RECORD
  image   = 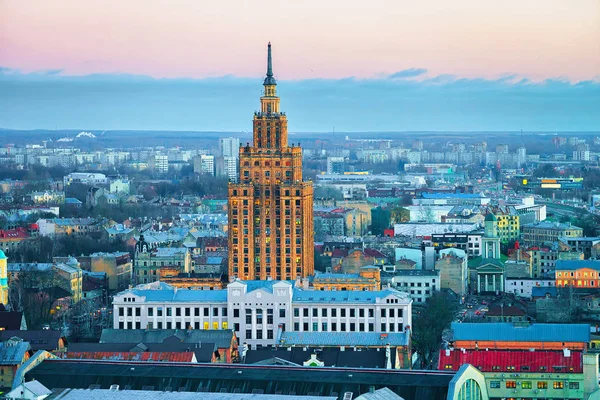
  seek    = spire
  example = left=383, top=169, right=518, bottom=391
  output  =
left=263, top=42, right=277, bottom=86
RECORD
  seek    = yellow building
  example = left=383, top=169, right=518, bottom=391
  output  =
left=484, top=206, right=520, bottom=244
left=312, top=266, right=381, bottom=291
left=0, top=250, right=8, bottom=305
left=53, top=262, right=83, bottom=303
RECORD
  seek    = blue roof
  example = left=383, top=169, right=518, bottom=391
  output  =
left=0, top=250, right=6, bottom=259
left=240, top=280, right=294, bottom=293
left=531, top=286, right=557, bottom=298
left=64, top=198, right=82, bottom=204
left=451, top=322, right=590, bottom=343
left=556, top=259, right=600, bottom=272
left=293, top=289, right=406, bottom=304
left=0, top=341, right=30, bottom=365
left=279, top=331, right=410, bottom=347
left=129, top=285, right=227, bottom=303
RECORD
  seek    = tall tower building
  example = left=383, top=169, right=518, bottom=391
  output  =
left=228, top=43, right=314, bottom=281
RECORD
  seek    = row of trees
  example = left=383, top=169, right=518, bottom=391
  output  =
left=9, top=236, right=128, bottom=263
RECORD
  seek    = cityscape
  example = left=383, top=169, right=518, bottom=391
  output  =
left=1, top=1, right=600, bottom=400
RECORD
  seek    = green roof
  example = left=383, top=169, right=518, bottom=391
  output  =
left=484, top=213, right=497, bottom=222
left=0, top=250, right=6, bottom=259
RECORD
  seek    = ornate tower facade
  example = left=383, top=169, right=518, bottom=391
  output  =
left=228, top=43, right=314, bottom=281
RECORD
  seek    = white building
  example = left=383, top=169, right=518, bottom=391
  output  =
left=63, top=172, right=108, bottom=186
left=149, top=155, right=169, bottom=173
left=391, top=270, right=439, bottom=304
left=219, top=137, right=241, bottom=158
left=194, top=155, right=215, bottom=176
left=113, top=280, right=412, bottom=349
left=326, top=157, right=345, bottom=174
left=109, top=178, right=130, bottom=194
left=216, top=156, right=238, bottom=182
left=504, top=277, right=555, bottom=299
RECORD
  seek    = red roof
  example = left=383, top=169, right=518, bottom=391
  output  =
left=0, top=227, right=29, bottom=240
left=331, top=248, right=349, bottom=258
left=65, top=351, right=195, bottom=362
left=438, top=349, right=583, bottom=373
left=363, top=248, right=386, bottom=258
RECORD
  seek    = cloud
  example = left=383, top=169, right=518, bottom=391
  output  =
left=0, top=68, right=598, bottom=132
left=388, top=68, right=428, bottom=79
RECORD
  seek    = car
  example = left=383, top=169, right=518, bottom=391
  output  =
left=467, top=304, right=473, bottom=309
left=475, top=310, right=481, bottom=315
left=481, top=307, right=489, bottom=312
left=481, top=300, right=487, bottom=305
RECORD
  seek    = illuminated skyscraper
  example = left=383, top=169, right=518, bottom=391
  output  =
left=228, top=43, right=314, bottom=280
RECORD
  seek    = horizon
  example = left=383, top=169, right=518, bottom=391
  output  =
left=1, top=0, right=599, bottom=132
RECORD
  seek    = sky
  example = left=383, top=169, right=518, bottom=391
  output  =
left=1, top=0, right=599, bottom=132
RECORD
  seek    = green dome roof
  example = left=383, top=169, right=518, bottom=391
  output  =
left=485, top=213, right=497, bottom=222
left=0, top=250, right=6, bottom=259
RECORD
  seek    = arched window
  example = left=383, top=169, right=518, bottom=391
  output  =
left=458, top=378, right=482, bottom=400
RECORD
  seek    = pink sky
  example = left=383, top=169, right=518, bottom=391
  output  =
left=1, top=0, right=599, bottom=81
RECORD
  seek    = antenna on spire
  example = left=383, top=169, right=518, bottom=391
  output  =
left=263, top=42, right=277, bottom=86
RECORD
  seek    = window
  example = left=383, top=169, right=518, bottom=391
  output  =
left=245, top=330, right=252, bottom=339
left=303, top=308, right=309, bottom=317
left=381, top=309, right=387, bottom=317
left=148, top=308, right=154, bottom=317
left=332, top=309, right=337, bottom=317
left=312, top=322, right=318, bottom=331
left=521, top=381, right=532, bottom=389
left=489, top=381, right=500, bottom=389
left=322, top=322, right=328, bottom=331
left=157, top=307, right=163, bottom=317
left=246, top=309, right=252, bottom=324
left=234, top=309, right=240, bottom=318
left=350, top=309, right=355, bottom=318
left=166, top=308, right=172, bottom=317
left=267, top=309, right=273, bottom=324
left=359, top=309, right=364, bottom=318
left=294, top=322, right=299, bottom=331
left=505, top=381, right=516, bottom=389
left=185, top=308, right=191, bottom=317
left=322, top=309, right=328, bottom=317
left=256, top=330, right=263, bottom=339
left=303, top=323, right=309, bottom=331
left=569, top=382, right=579, bottom=389
left=204, top=308, right=209, bottom=317
left=553, top=381, right=564, bottom=389
left=341, top=309, right=346, bottom=317
left=294, top=308, right=299, bottom=317
left=313, top=309, right=318, bottom=317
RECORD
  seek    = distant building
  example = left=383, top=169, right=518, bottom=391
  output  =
left=148, top=154, right=168, bottom=173
left=326, top=157, right=345, bottom=174
left=90, top=252, right=132, bottom=292
left=63, top=172, right=108, bottom=187
left=312, top=266, right=381, bottom=291
left=219, top=137, right=240, bottom=158
left=194, top=154, right=215, bottom=176
left=522, top=221, right=584, bottom=245
left=435, top=250, right=468, bottom=297
left=133, top=236, right=191, bottom=284
left=391, top=269, right=439, bottom=303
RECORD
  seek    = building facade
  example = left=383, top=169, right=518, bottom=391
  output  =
left=134, top=236, right=191, bottom=284
left=522, top=221, right=584, bottom=245
left=113, top=280, right=412, bottom=350
left=90, top=252, right=132, bottom=292
left=556, top=260, right=600, bottom=288
left=228, top=43, right=314, bottom=281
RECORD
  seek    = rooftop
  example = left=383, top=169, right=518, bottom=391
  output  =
left=451, top=322, right=590, bottom=343
left=555, top=259, right=600, bottom=272
left=279, top=331, right=410, bottom=347
left=523, top=221, right=583, bottom=230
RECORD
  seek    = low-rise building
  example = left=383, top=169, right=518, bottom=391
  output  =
left=112, top=280, right=412, bottom=350
left=522, top=221, right=584, bottom=245
left=90, top=252, right=132, bottom=292
left=0, top=228, right=30, bottom=255
left=391, top=270, right=439, bottom=304
left=53, top=262, right=83, bottom=303
left=312, top=266, right=380, bottom=291
left=36, top=218, right=103, bottom=237
left=0, top=338, right=31, bottom=390
left=504, top=277, right=555, bottom=299
left=556, top=259, right=600, bottom=288
left=435, top=249, right=468, bottom=296
left=134, top=236, right=191, bottom=284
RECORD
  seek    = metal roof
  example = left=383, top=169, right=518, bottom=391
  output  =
left=451, top=322, right=590, bottom=343
left=293, top=289, right=410, bottom=304
left=279, top=332, right=410, bottom=347
left=27, top=359, right=455, bottom=400
left=0, top=340, right=30, bottom=365
left=48, top=388, right=335, bottom=399
left=555, top=259, right=600, bottom=271
left=438, top=349, right=583, bottom=373
left=99, top=329, right=235, bottom=349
